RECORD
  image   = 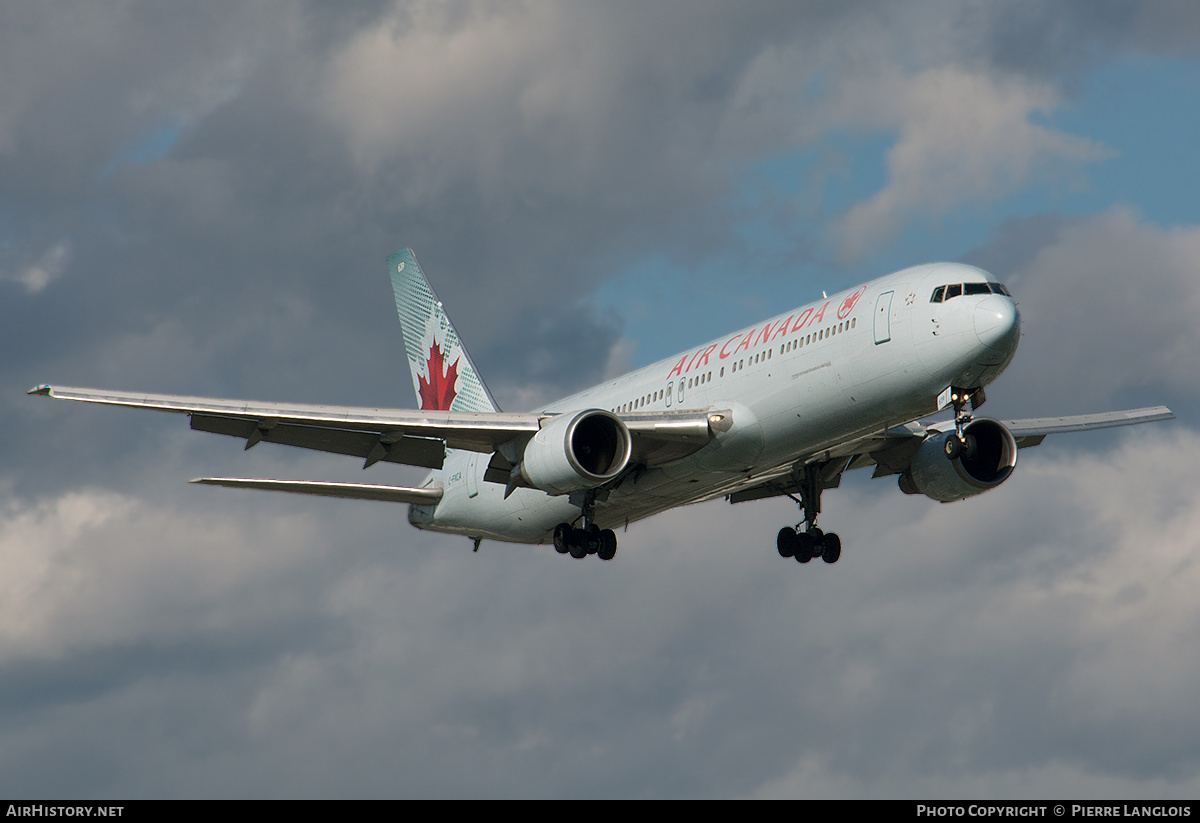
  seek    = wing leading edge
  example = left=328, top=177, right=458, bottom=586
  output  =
left=190, top=478, right=443, bottom=504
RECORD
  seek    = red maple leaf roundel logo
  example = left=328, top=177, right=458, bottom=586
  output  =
left=837, top=287, right=866, bottom=320
left=418, top=340, right=460, bottom=410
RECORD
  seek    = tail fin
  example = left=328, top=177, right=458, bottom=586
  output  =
left=388, top=249, right=501, bottom=413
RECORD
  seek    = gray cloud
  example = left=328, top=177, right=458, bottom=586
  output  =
left=968, top=209, right=1200, bottom=420
left=974, top=0, right=1200, bottom=85
left=824, top=67, right=1110, bottom=261
left=3, top=426, right=1199, bottom=797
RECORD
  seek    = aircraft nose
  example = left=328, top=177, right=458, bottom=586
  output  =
left=974, top=295, right=1020, bottom=353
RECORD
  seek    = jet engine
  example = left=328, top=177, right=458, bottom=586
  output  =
left=899, top=418, right=1017, bottom=502
left=516, top=409, right=632, bottom=495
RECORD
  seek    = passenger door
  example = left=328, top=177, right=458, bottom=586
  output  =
left=873, top=290, right=893, bottom=345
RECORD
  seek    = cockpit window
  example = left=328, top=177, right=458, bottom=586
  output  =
left=932, top=281, right=1013, bottom=303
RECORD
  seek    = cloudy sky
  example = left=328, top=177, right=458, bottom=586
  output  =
left=3, top=0, right=1200, bottom=799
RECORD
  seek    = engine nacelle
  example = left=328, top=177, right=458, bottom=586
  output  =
left=899, top=418, right=1017, bottom=502
left=518, top=409, right=632, bottom=495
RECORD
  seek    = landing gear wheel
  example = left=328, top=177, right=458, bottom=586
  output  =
left=821, top=533, right=842, bottom=564
left=794, top=531, right=814, bottom=563
left=553, top=523, right=571, bottom=555
left=944, top=436, right=962, bottom=459
left=597, top=529, right=617, bottom=561
left=810, top=528, right=827, bottom=558
left=777, top=528, right=797, bottom=558
left=569, top=528, right=589, bottom=559
left=961, top=434, right=977, bottom=459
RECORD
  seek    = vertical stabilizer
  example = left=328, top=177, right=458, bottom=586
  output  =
left=388, top=249, right=500, bottom=413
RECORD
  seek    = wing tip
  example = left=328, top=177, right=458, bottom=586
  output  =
left=1130, top=405, right=1175, bottom=424
left=27, top=384, right=51, bottom=396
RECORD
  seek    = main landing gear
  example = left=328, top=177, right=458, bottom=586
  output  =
left=777, top=526, right=841, bottom=564
left=553, top=522, right=617, bottom=560
left=552, top=489, right=618, bottom=560
left=775, top=462, right=842, bottom=565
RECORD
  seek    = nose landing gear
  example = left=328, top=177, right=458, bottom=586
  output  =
left=946, top=386, right=986, bottom=459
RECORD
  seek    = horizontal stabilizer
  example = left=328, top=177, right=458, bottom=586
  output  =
left=190, top=477, right=443, bottom=505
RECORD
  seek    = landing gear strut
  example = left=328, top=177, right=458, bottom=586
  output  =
left=775, top=462, right=842, bottom=565
left=553, top=489, right=618, bottom=560
left=945, top=387, right=985, bottom=460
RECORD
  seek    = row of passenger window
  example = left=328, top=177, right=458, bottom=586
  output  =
left=930, top=282, right=1011, bottom=302
left=616, top=387, right=669, bottom=413
left=780, top=316, right=856, bottom=356
left=611, top=316, right=859, bottom=414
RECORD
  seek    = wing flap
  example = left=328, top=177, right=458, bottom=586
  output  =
left=189, top=414, right=446, bottom=469
left=190, top=477, right=443, bottom=505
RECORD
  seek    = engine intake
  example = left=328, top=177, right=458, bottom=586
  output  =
left=899, top=418, right=1017, bottom=502
left=517, top=410, right=632, bottom=495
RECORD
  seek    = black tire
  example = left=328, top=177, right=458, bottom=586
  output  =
left=822, top=533, right=842, bottom=564
left=553, top=523, right=571, bottom=554
left=569, top=528, right=589, bottom=559
left=777, top=527, right=796, bottom=558
left=598, top=529, right=617, bottom=560
left=794, top=532, right=814, bottom=563
left=961, top=434, right=977, bottom=459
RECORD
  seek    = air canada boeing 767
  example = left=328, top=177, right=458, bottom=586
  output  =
left=31, top=250, right=1173, bottom=563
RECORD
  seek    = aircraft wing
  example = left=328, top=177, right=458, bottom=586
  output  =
left=996, top=406, right=1176, bottom=448
left=29, top=383, right=543, bottom=469
left=725, top=405, right=1174, bottom=504
left=29, top=384, right=723, bottom=471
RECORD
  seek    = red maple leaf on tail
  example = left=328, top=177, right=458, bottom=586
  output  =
left=418, top=340, right=460, bottom=410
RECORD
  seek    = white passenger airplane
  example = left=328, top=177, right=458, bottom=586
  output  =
left=31, top=249, right=1172, bottom=563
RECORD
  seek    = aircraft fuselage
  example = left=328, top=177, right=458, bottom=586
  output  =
left=411, top=262, right=1021, bottom=543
